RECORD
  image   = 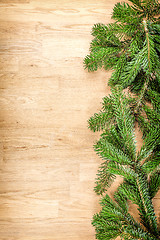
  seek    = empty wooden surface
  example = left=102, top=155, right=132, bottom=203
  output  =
left=0, top=0, right=159, bottom=240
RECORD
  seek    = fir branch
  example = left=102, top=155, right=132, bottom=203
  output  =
left=143, top=104, right=160, bottom=125
left=84, top=0, right=160, bottom=239
left=117, top=175, right=159, bottom=236
left=111, top=88, right=136, bottom=159
left=93, top=194, right=158, bottom=240
left=147, top=89, right=160, bottom=111
left=107, top=161, right=137, bottom=182
left=88, top=111, right=114, bottom=132
left=135, top=172, right=158, bottom=235
left=112, top=2, right=141, bottom=23
left=94, top=137, right=132, bottom=165
left=129, top=0, right=144, bottom=10
left=142, top=152, right=160, bottom=175
left=148, top=170, right=160, bottom=198
left=94, top=162, right=116, bottom=195
left=136, top=125, right=159, bottom=162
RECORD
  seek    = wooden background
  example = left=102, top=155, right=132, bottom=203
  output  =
left=0, top=0, right=159, bottom=240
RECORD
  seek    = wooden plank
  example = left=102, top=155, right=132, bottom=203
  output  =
left=0, top=0, right=29, bottom=3
left=0, top=219, right=96, bottom=240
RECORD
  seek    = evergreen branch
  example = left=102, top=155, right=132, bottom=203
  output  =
left=137, top=125, right=159, bottom=162
left=111, top=88, right=136, bottom=159
left=129, top=0, right=160, bottom=20
left=84, top=47, right=120, bottom=71
left=94, top=162, right=116, bottom=195
left=147, top=89, right=160, bottom=111
left=91, top=23, right=122, bottom=47
left=94, top=137, right=132, bottom=165
left=116, top=181, right=138, bottom=205
left=142, top=152, right=160, bottom=174
left=112, top=2, right=142, bottom=24
left=118, top=175, right=158, bottom=236
left=114, top=189, right=128, bottom=213
left=129, top=0, right=144, bottom=10
left=107, top=162, right=137, bottom=182
left=119, top=43, right=149, bottom=88
left=134, top=20, right=160, bottom=110
left=88, top=111, right=114, bottom=132
left=134, top=76, right=150, bottom=112
left=93, top=194, right=158, bottom=240
left=143, top=104, right=160, bottom=125
left=109, top=53, right=128, bottom=86
left=136, top=172, right=158, bottom=235
left=84, top=0, right=160, bottom=239
left=148, top=170, right=160, bottom=198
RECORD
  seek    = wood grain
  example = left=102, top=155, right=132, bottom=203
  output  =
left=0, top=0, right=159, bottom=240
left=0, top=0, right=29, bottom=3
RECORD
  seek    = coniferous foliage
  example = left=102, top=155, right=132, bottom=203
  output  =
left=84, top=0, right=160, bottom=109
left=84, top=0, right=160, bottom=239
left=90, top=87, right=160, bottom=239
